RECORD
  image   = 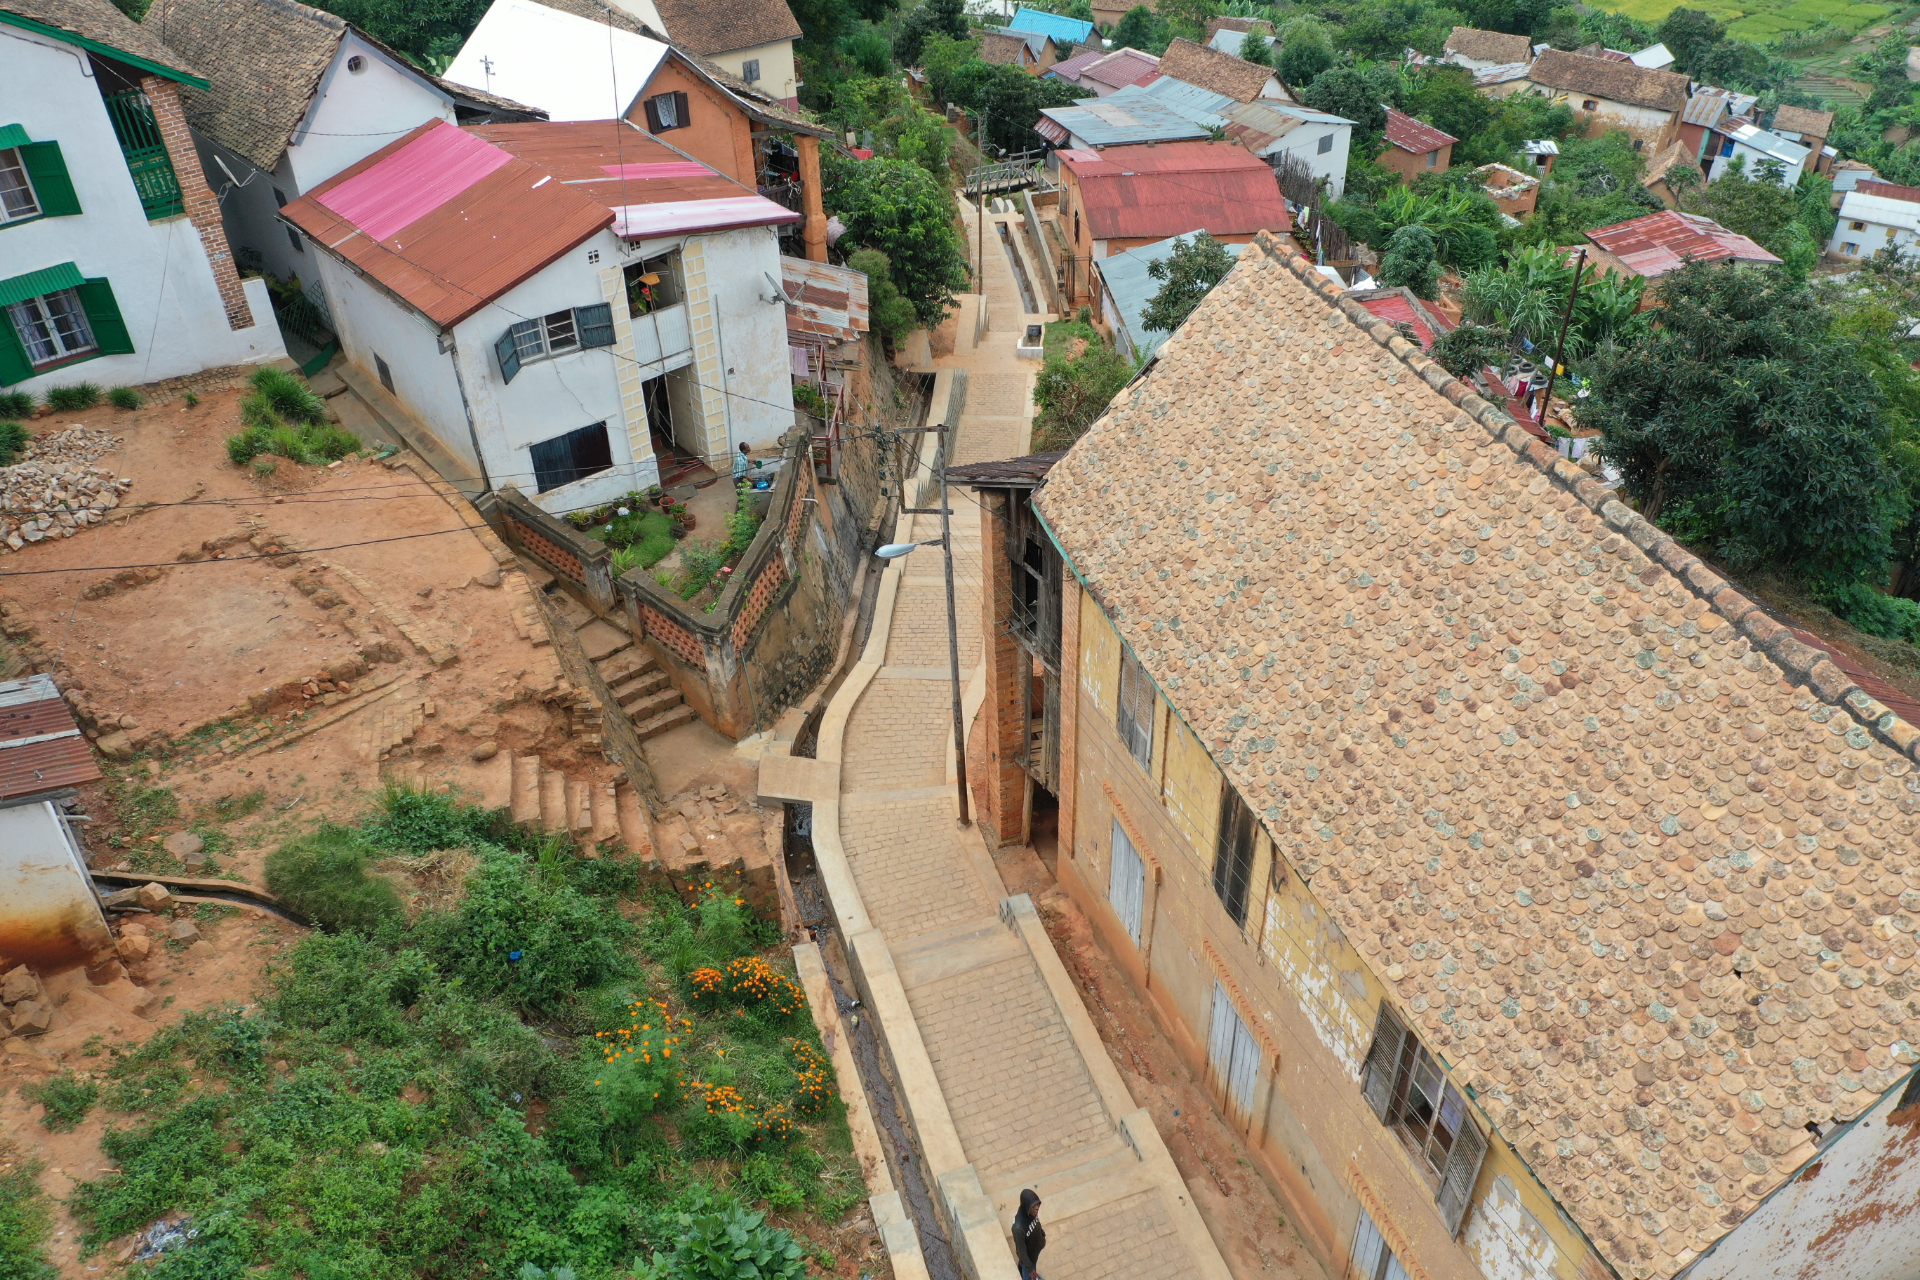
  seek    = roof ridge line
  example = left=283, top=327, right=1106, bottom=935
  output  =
left=1242, top=227, right=1920, bottom=770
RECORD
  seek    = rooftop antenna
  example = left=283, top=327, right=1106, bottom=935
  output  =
left=479, top=54, right=495, bottom=91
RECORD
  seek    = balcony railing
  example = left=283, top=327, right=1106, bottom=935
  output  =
left=103, top=90, right=183, bottom=220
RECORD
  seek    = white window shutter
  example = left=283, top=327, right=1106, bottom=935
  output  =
left=1436, top=1111, right=1488, bottom=1238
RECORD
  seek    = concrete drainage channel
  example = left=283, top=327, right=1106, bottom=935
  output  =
left=786, top=804, right=963, bottom=1280
left=994, top=219, right=1039, bottom=316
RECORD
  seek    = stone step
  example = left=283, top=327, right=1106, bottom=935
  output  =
left=611, top=668, right=671, bottom=707
left=615, top=783, right=651, bottom=857
left=514, top=554, right=556, bottom=593
left=623, top=687, right=684, bottom=723
left=979, top=1134, right=1142, bottom=1220
left=510, top=752, right=542, bottom=825
left=597, top=647, right=655, bottom=687
left=634, top=703, right=695, bottom=741
left=566, top=778, right=593, bottom=834
left=473, top=743, right=515, bottom=811
left=538, top=768, right=568, bottom=835
left=552, top=592, right=595, bottom=629
left=577, top=619, right=633, bottom=663
left=590, top=779, right=622, bottom=846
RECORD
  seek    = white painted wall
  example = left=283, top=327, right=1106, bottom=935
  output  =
left=1686, top=1072, right=1920, bottom=1280
left=1707, top=137, right=1807, bottom=186
left=1258, top=121, right=1350, bottom=199
left=703, top=38, right=799, bottom=105
left=203, top=35, right=452, bottom=289
left=1, top=31, right=284, bottom=394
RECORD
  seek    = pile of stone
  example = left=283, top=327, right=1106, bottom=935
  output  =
left=0, top=425, right=133, bottom=552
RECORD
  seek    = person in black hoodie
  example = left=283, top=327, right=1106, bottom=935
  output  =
left=1012, top=1188, right=1046, bottom=1280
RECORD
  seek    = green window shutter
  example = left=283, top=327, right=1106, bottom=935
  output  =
left=17, top=141, right=80, bottom=217
left=0, top=313, right=33, bottom=387
left=76, top=279, right=133, bottom=355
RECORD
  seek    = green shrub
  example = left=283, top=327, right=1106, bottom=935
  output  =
left=0, top=421, right=29, bottom=466
left=107, top=387, right=141, bottom=410
left=640, top=1201, right=807, bottom=1280
left=181, top=390, right=199, bottom=408
left=225, top=429, right=264, bottom=466
left=726, top=481, right=760, bottom=554
left=364, top=781, right=518, bottom=852
left=1819, top=580, right=1920, bottom=645
left=226, top=417, right=358, bottom=468
left=45, top=383, right=100, bottom=411
left=0, top=1149, right=57, bottom=1280
left=264, top=824, right=404, bottom=933
left=0, top=391, right=32, bottom=417
left=677, top=538, right=727, bottom=597
left=26, top=1073, right=98, bottom=1131
left=248, top=366, right=326, bottom=425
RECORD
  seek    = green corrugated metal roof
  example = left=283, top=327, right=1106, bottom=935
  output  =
left=0, top=124, right=29, bottom=150
left=0, top=262, right=84, bottom=308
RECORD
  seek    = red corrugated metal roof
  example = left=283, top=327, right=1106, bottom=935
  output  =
left=1382, top=107, right=1457, bottom=155
left=1083, top=48, right=1161, bottom=89
left=1035, top=116, right=1071, bottom=144
left=1061, top=142, right=1290, bottom=240
left=782, top=257, right=869, bottom=343
left=283, top=120, right=793, bottom=329
left=0, top=674, right=98, bottom=803
left=1050, top=47, right=1106, bottom=81
left=1585, top=209, right=1780, bottom=278
left=1856, top=179, right=1920, bottom=205
left=1354, top=289, right=1453, bottom=350
left=1788, top=628, right=1920, bottom=728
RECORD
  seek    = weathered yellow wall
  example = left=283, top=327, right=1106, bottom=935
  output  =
left=1061, top=590, right=1606, bottom=1280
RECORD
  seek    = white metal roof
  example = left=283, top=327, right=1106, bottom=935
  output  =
left=1628, top=42, right=1672, bottom=69
left=1838, top=190, right=1920, bottom=235
left=447, top=0, right=669, bottom=122
left=1726, top=123, right=1809, bottom=168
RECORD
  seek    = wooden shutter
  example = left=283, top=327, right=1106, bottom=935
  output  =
left=1212, top=787, right=1256, bottom=926
left=0, top=312, right=33, bottom=386
left=671, top=91, right=689, bottom=130
left=17, top=141, right=80, bottom=216
left=1207, top=982, right=1237, bottom=1087
left=575, top=302, right=614, bottom=348
left=1107, top=817, right=1144, bottom=945
left=75, top=279, right=132, bottom=354
left=1361, top=1001, right=1409, bottom=1123
left=496, top=327, right=523, bottom=383
left=643, top=96, right=664, bottom=132
left=1436, top=1111, right=1488, bottom=1238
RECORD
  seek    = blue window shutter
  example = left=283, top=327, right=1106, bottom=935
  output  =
left=17, top=142, right=80, bottom=217
left=576, top=302, right=614, bottom=349
left=496, top=328, right=522, bottom=383
left=76, top=278, right=133, bottom=354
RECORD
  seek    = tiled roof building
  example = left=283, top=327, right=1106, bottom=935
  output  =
left=1023, top=230, right=1920, bottom=1280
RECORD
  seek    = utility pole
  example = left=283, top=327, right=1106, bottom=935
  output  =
left=1539, top=247, right=1587, bottom=428
left=938, top=430, right=971, bottom=827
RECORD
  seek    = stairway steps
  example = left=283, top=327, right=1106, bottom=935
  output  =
left=566, top=778, right=593, bottom=834
left=615, top=783, right=651, bottom=857
left=624, top=687, right=684, bottom=722
left=612, top=669, right=671, bottom=707
left=577, top=619, right=633, bottom=663
left=510, top=752, right=542, bottom=825
left=596, top=648, right=655, bottom=686
left=590, top=780, right=622, bottom=845
left=635, top=703, right=695, bottom=741
left=538, top=769, right=568, bottom=834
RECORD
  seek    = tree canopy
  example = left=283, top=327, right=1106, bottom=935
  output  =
left=822, top=155, right=970, bottom=328
left=1141, top=234, right=1238, bottom=333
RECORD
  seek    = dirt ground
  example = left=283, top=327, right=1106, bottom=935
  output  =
left=966, top=722, right=1327, bottom=1280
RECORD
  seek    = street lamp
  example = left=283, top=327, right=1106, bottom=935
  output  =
left=873, top=439, right=971, bottom=828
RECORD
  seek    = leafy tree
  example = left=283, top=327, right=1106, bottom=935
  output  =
left=945, top=61, right=1079, bottom=153
left=1300, top=66, right=1390, bottom=134
left=1400, top=67, right=1494, bottom=152
left=1655, top=8, right=1722, bottom=75
left=1033, top=333, right=1133, bottom=450
left=1239, top=31, right=1272, bottom=67
left=1141, top=233, right=1238, bottom=332
left=1377, top=225, right=1440, bottom=297
left=843, top=27, right=893, bottom=75
left=303, top=0, right=488, bottom=65
left=920, top=32, right=980, bottom=102
left=1431, top=323, right=1512, bottom=378
left=822, top=155, right=970, bottom=327
left=1331, top=182, right=1502, bottom=268
left=1505, top=129, right=1660, bottom=249
left=1276, top=17, right=1334, bottom=89
left=1680, top=166, right=1802, bottom=256
left=1582, top=262, right=1907, bottom=583
left=894, top=0, right=967, bottom=67
left=875, top=106, right=952, bottom=180
left=847, top=249, right=920, bottom=347
left=1458, top=244, right=1646, bottom=353
left=1155, top=0, right=1221, bottom=45
left=1111, top=5, right=1169, bottom=53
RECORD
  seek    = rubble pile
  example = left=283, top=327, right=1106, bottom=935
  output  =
left=0, top=426, right=133, bottom=552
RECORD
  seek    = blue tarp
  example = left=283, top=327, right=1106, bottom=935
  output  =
left=1008, top=7, right=1095, bottom=45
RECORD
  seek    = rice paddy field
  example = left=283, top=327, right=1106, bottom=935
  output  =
left=1591, top=0, right=1898, bottom=41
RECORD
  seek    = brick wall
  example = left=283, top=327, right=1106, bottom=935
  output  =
left=143, top=77, right=252, bottom=331
left=978, top=490, right=1031, bottom=846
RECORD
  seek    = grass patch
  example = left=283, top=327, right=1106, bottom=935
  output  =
left=1043, top=316, right=1102, bottom=362
left=108, top=387, right=141, bottom=411
left=45, top=382, right=101, bottom=411
left=69, top=789, right=854, bottom=1280
left=0, top=1144, right=57, bottom=1280
left=0, top=391, right=32, bottom=418
left=225, top=367, right=357, bottom=468
left=0, top=420, right=28, bottom=466
left=26, top=1073, right=100, bottom=1131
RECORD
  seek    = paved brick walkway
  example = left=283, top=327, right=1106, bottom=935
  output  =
left=823, top=208, right=1231, bottom=1280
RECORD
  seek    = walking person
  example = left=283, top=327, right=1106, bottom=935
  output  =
left=1012, top=1188, right=1046, bottom=1280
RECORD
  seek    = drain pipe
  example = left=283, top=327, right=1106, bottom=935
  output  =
left=444, top=331, right=493, bottom=494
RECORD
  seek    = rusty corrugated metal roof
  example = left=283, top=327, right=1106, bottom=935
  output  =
left=1059, top=142, right=1291, bottom=241
left=1382, top=106, right=1457, bottom=155
left=781, top=258, right=869, bottom=343
left=0, top=673, right=98, bottom=802
left=1585, top=209, right=1780, bottom=278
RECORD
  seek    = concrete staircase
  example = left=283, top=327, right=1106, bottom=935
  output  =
left=506, top=749, right=649, bottom=852
left=546, top=586, right=695, bottom=742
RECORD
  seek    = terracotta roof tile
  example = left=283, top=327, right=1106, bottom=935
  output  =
left=1528, top=48, right=1689, bottom=112
left=1382, top=106, right=1457, bottom=154
left=1033, top=230, right=1920, bottom=1280
left=979, top=30, right=1034, bottom=65
left=1770, top=104, right=1833, bottom=138
left=651, top=0, right=798, bottom=57
left=1157, top=37, right=1278, bottom=103
left=3, top=0, right=203, bottom=81
left=1443, top=25, right=1532, bottom=64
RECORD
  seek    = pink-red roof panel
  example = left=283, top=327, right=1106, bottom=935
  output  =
left=317, top=123, right=514, bottom=242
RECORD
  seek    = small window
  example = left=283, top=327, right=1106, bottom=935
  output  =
left=495, top=304, right=613, bottom=382
left=625, top=252, right=683, bottom=316
left=644, top=90, right=691, bottom=133
left=1212, top=785, right=1257, bottom=927
left=1115, top=645, right=1154, bottom=768
left=1073, top=208, right=1081, bottom=242
left=0, top=148, right=42, bottom=224
left=587, top=248, right=600, bottom=264
left=529, top=421, right=614, bottom=493
left=287, top=226, right=305, bottom=254
left=375, top=354, right=394, bottom=394
left=1316, top=132, right=1333, bottom=155
left=741, top=58, right=761, bottom=82
left=1350, top=1207, right=1410, bottom=1280
left=346, top=54, right=366, bottom=73
left=1843, top=241, right=1860, bottom=255
left=7, top=287, right=96, bottom=366
left=1581, top=99, right=1597, bottom=111
left=273, top=187, right=289, bottom=208
left=1425, top=150, right=1438, bottom=168
left=1632, top=139, right=1643, bottom=151
left=1852, top=220, right=1867, bottom=230
left=1361, top=1002, right=1489, bottom=1237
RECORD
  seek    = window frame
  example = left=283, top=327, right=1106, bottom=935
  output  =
left=1316, top=132, right=1334, bottom=155
left=529, top=420, right=615, bottom=493
left=1106, top=816, right=1145, bottom=946
left=644, top=90, right=691, bottom=133
left=0, top=147, right=41, bottom=225
left=1211, top=784, right=1257, bottom=927
left=8, top=287, right=97, bottom=367
left=741, top=58, right=762, bottom=83
left=1115, top=644, right=1154, bottom=769
left=1360, top=1002, right=1489, bottom=1238
left=625, top=252, right=684, bottom=316
left=497, top=303, right=616, bottom=383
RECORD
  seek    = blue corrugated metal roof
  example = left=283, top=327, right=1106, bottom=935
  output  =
left=1098, top=233, right=1243, bottom=360
left=1008, top=7, right=1094, bottom=43
left=1118, top=76, right=1235, bottom=119
left=1043, top=96, right=1212, bottom=146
